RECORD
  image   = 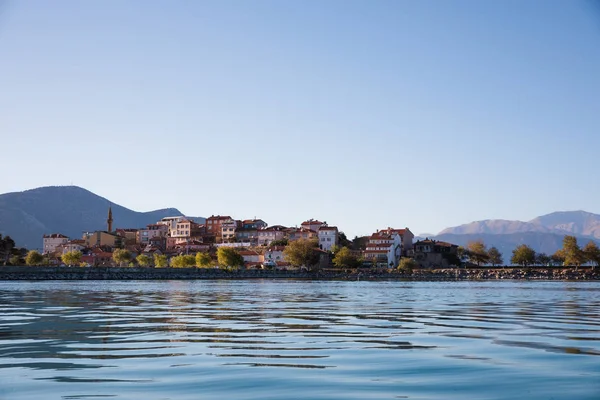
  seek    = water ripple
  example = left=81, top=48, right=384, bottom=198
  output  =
left=0, top=281, right=598, bottom=400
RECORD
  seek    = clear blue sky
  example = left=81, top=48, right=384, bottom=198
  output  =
left=1, top=0, right=599, bottom=238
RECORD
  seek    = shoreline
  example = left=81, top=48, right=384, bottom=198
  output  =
left=0, top=266, right=598, bottom=281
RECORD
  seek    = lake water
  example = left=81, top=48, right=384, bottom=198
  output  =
left=0, top=280, right=598, bottom=400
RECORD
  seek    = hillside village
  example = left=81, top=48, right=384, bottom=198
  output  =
left=39, top=207, right=460, bottom=269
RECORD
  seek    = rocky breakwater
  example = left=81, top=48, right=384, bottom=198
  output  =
left=0, top=266, right=313, bottom=280
left=409, top=267, right=599, bottom=281
left=0, top=266, right=598, bottom=281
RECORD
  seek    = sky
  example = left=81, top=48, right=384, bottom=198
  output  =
left=1, top=0, right=600, bottom=238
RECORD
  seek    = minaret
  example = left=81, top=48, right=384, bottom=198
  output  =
left=107, top=206, right=113, bottom=232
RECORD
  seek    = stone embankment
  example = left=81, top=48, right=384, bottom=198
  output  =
left=0, top=266, right=598, bottom=281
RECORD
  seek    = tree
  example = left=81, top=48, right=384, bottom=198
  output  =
left=338, top=232, right=352, bottom=248
left=25, top=250, right=44, bottom=266
left=62, top=251, right=82, bottom=266
left=457, top=246, right=469, bottom=265
left=398, top=258, right=418, bottom=273
left=171, top=254, right=196, bottom=268
left=9, top=255, right=21, bottom=265
left=583, top=241, right=600, bottom=271
left=154, top=254, right=168, bottom=268
left=217, top=247, right=245, bottom=269
left=113, top=249, right=132, bottom=267
left=551, top=251, right=565, bottom=266
left=0, top=235, right=16, bottom=265
left=332, top=247, right=360, bottom=269
left=270, top=238, right=289, bottom=247
left=535, top=253, right=551, bottom=266
left=351, top=236, right=369, bottom=251
left=136, top=254, right=152, bottom=267
left=559, top=235, right=585, bottom=267
left=511, top=244, right=536, bottom=267
left=466, top=240, right=489, bottom=266
left=283, top=238, right=321, bottom=269
left=487, top=247, right=503, bottom=266
left=195, top=252, right=212, bottom=268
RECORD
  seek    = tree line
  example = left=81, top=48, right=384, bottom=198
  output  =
left=20, top=239, right=327, bottom=269
left=460, top=235, right=600, bottom=269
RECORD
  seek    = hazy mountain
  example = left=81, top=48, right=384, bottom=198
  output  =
left=439, top=220, right=549, bottom=235
left=435, top=211, right=600, bottom=260
left=439, top=211, right=600, bottom=239
left=0, top=186, right=204, bottom=250
left=529, top=211, right=600, bottom=238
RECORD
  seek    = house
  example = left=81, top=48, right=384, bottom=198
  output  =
left=138, top=224, right=168, bottom=245
left=57, top=239, right=86, bottom=254
left=82, top=247, right=114, bottom=267
left=115, top=229, right=138, bottom=246
left=171, top=219, right=204, bottom=240
left=242, top=219, right=267, bottom=230
left=42, top=233, right=69, bottom=254
left=287, top=227, right=318, bottom=241
left=174, top=240, right=210, bottom=254
left=83, top=231, right=123, bottom=249
left=264, top=246, right=286, bottom=265
left=378, top=227, right=415, bottom=256
left=221, top=218, right=242, bottom=242
left=363, top=231, right=403, bottom=268
left=149, top=235, right=167, bottom=251
left=205, top=215, right=232, bottom=239
left=236, top=228, right=259, bottom=245
left=239, top=250, right=262, bottom=264
left=317, top=226, right=338, bottom=251
left=301, top=219, right=325, bottom=232
left=413, top=239, right=459, bottom=268
left=257, top=226, right=286, bottom=246
left=157, top=216, right=186, bottom=233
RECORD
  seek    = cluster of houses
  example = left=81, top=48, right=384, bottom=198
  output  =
left=41, top=208, right=459, bottom=268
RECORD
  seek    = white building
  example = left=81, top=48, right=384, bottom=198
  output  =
left=317, top=226, right=338, bottom=252
left=363, top=231, right=403, bottom=268
left=264, top=246, right=286, bottom=265
left=42, top=233, right=69, bottom=254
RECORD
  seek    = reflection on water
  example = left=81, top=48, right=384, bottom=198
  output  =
left=0, top=281, right=599, bottom=400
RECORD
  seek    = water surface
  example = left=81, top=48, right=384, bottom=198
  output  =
left=0, top=280, right=598, bottom=399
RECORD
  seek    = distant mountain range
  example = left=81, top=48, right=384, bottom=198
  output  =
left=433, top=211, right=600, bottom=259
left=0, top=186, right=204, bottom=250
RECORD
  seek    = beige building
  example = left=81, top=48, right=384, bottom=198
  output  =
left=115, top=229, right=138, bottom=245
left=43, top=233, right=69, bottom=254
left=287, top=227, right=318, bottom=241
left=301, top=219, right=325, bottom=232
left=171, top=219, right=204, bottom=240
left=56, top=240, right=86, bottom=254
left=83, top=231, right=123, bottom=248
left=221, top=219, right=241, bottom=242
